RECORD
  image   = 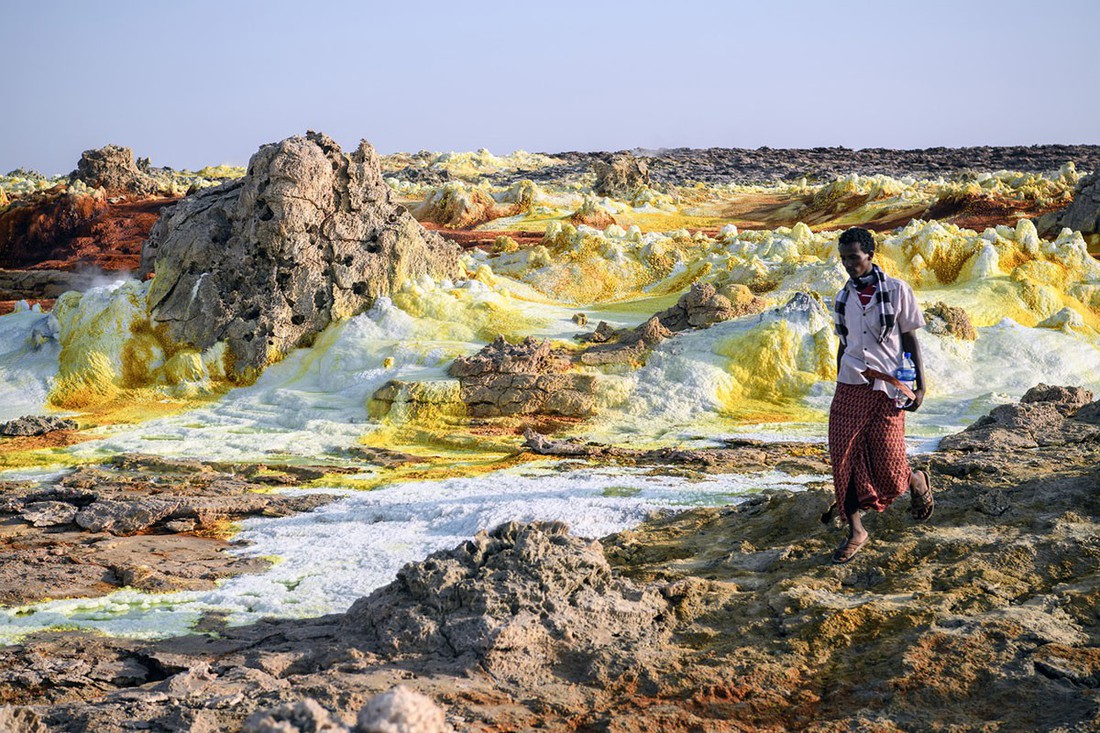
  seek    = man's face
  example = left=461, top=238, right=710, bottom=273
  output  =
left=839, top=242, right=873, bottom=279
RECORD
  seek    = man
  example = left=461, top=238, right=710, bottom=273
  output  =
left=828, top=227, right=933, bottom=564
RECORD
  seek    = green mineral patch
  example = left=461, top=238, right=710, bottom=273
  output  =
left=601, top=485, right=642, bottom=498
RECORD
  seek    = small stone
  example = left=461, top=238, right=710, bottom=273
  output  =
left=571, top=313, right=588, bottom=326
left=357, top=686, right=451, bottom=733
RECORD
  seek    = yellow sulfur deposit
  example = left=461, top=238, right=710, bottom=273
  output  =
left=715, top=320, right=836, bottom=415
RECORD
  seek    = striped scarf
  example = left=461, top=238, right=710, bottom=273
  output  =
left=834, top=264, right=895, bottom=349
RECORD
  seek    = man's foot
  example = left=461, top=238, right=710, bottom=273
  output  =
left=831, top=533, right=869, bottom=564
left=910, top=469, right=934, bottom=522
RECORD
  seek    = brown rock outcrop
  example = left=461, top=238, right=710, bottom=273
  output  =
left=653, top=282, right=764, bottom=331
left=70, top=145, right=158, bottom=196
left=568, top=197, right=616, bottom=229
left=448, top=336, right=596, bottom=417
left=142, top=132, right=463, bottom=381
left=592, top=153, right=650, bottom=198
left=922, top=300, right=978, bottom=340
left=343, top=521, right=671, bottom=687
left=3, top=408, right=1099, bottom=732
left=938, top=383, right=1098, bottom=452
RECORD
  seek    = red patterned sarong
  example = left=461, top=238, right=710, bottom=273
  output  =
left=828, top=382, right=911, bottom=517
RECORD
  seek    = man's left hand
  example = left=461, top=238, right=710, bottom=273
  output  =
left=904, top=388, right=924, bottom=412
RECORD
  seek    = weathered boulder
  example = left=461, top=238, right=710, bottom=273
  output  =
left=343, top=522, right=671, bottom=686
left=413, top=181, right=512, bottom=228
left=0, top=415, right=78, bottom=437
left=367, top=379, right=464, bottom=421
left=923, top=301, right=978, bottom=340
left=70, top=145, right=157, bottom=196
left=448, top=336, right=596, bottom=418
left=142, top=132, right=462, bottom=380
left=592, top=153, right=650, bottom=198
left=1037, top=171, right=1100, bottom=237
left=358, top=686, right=451, bottom=733
left=1021, top=383, right=1093, bottom=413
left=1076, top=400, right=1100, bottom=425
left=653, top=282, right=763, bottom=331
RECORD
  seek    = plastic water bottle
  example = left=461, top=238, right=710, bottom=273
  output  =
left=895, top=352, right=917, bottom=408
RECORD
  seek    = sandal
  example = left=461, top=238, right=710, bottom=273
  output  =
left=831, top=535, right=869, bottom=564
left=910, top=469, right=934, bottom=522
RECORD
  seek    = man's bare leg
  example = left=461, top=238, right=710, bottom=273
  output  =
left=833, top=483, right=869, bottom=563
left=909, top=468, right=934, bottom=521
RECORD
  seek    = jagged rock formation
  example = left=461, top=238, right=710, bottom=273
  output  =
left=447, top=336, right=596, bottom=417
left=922, top=300, right=978, bottom=340
left=70, top=145, right=158, bottom=196
left=592, top=153, right=650, bottom=197
left=343, top=522, right=671, bottom=686
left=1037, top=171, right=1100, bottom=237
left=141, top=132, right=462, bottom=380
left=0, top=415, right=77, bottom=437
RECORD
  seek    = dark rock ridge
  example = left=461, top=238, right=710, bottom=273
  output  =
left=447, top=336, right=596, bottom=418
left=70, top=145, right=158, bottom=196
left=141, top=131, right=462, bottom=380
left=0, top=415, right=77, bottom=437
left=541, top=145, right=1100, bottom=187
left=1038, top=171, right=1100, bottom=238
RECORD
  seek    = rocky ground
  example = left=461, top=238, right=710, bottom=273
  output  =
left=0, top=455, right=343, bottom=605
left=0, top=386, right=1096, bottom=732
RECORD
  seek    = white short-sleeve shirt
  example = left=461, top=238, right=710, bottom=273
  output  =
left=836, top=272, right=925, bottom=397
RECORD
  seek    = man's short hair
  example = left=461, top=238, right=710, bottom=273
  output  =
left=838, top=227, right=875, bottom=256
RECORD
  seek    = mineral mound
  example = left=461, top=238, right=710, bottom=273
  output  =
left=141, top=131, right=463, bottom=380
left=448, top=336, right=596, bottom=417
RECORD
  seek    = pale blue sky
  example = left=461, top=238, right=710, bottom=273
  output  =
left=3, top=0, right=1097, bottom=173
